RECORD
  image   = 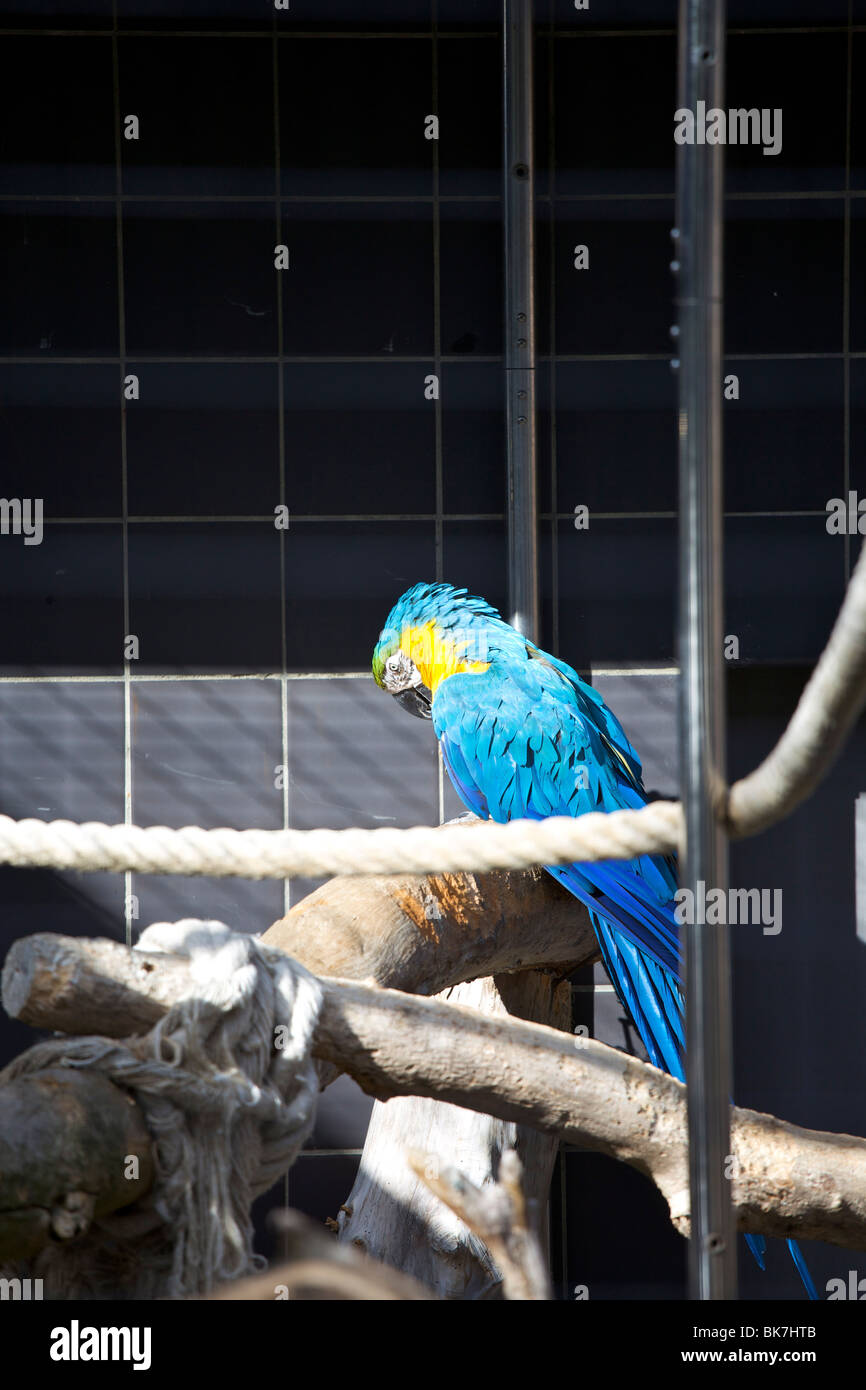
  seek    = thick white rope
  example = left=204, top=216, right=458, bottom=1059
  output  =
left=2, top=920, right=323, bottom=1298
left=0, top=544, right=863, bottom=883
left=0, top=803, right=684, bottom=878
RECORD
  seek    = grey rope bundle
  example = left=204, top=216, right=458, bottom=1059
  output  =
left=2, top=920, right=323, bottom=1298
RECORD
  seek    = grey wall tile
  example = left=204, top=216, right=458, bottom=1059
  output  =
left=287, top=677, right=439, bottom=833
left=132, top=680, right=283, bottom=830
left=130, top=679, right=284, bottom=932
left=0, top=681, right=127, bottom=1066
left=590, top=671, right=680, bottom=798
left=0, top=680, right=125, bottom=928
left=0, top=680, right=124, bottom=822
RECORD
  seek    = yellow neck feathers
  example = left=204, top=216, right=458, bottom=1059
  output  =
left=402, top=621, right=490, bottom=692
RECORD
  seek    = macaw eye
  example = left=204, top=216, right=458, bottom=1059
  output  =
left=386, top=654, right=401, bottom=672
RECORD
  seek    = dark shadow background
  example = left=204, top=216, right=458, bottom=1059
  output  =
left=0, top=0, right=864, bottom=1300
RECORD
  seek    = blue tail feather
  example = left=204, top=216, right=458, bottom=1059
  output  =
left=584, top=910, right=819, bottom=1299
left=746, top=1234, right=817, bottom=1299
left=745, top=1233, right=766, bottom=1270
left=786, top=1239, right=819, bottom=1301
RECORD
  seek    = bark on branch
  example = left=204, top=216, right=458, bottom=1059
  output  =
left=314, top=975, right=866, bottom=1250
left=335, top=972, right=570, bottom=1297
left=1, top=862, right=591, bottom=1269
left=2, top=865, right=595, bottom=1038
left=262, top=860, right=596, bottom=993
left=4, top=931, right=866, bottom=1253
left=408, top=1146, right=551, bottom=1300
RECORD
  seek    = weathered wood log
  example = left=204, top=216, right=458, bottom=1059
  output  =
left=263, top=863, right=596, bottom=992
left=0, top=860, right=589, bottom=1284
left=0, top=869, right=587, bottom=1275
left=2, top=861, right=594, bottom=1038
left=265, top=861, right=590, bottom=1297
left=5, top=933, right=866, bottom=1252
left=408, top=1146, right=551, bottom=1301
left=0, top=1069, right=154, bottom=1262
left=2, top=933, right=194, bottom=1037
left=336, top=972, right=570, bottom=1298
left=208, top=1258, right=422, bottom=1301
left=316, top=976, right=866, bottom=1250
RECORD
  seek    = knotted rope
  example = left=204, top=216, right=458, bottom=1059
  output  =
left=1, top=920, right=323, bottom=1298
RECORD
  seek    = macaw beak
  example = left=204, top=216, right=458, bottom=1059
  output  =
left=394, top=683, right=433, bottom=720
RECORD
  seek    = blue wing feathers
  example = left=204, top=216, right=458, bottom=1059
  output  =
left=432, top=652, right=817, bottom=1300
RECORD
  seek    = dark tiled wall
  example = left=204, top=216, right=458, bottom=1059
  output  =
left=0, top=0, right=864, bottom=1301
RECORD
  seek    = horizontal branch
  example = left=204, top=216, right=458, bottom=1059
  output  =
left=2, top=869, right=595, bottom=1038
left=313, top=976, right=866, bottom=1250
left=4, top=931, right=865, bottom=1253
left=0, top=865, right=592, bottom=1265
left=262, top=861, right=595, bottom=995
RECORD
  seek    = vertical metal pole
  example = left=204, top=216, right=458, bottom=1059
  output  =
left=675, top=1, right=735, bottom=1298
left=503, top=0, right=539, bottom=643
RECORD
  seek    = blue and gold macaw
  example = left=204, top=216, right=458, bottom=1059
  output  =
left=373, top=580, right=816, bottom=1299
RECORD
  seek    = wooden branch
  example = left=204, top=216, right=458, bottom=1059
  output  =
left=313, top=977, right=866, bottom=1250
left=262, top=862, right=596, bottom=993
left=409, top=1146, right=551, bottom=1300
left=2, top=863, right=594, bottom=1039
left=204, top=1211, right=435, bottom=1301
left=0, top=858, right=591, bottom=1273
left=207, top=1258, right=428, bottom=1301
left=267, top=846, right=586, bottom=1296
left=4, top=931, right=866, bottom=1252
left=335, top=972, right=570, bottom=1298
left=2, top=933, right=194, bottom=1037
left=0, top=1068, right=154, bottom=1262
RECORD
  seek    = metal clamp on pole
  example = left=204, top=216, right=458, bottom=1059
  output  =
left=674, top=0, right=736, bottom=1299
left=503, top=0, right=539, bottom=644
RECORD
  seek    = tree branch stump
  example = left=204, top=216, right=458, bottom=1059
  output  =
left=0, top=1068, right=153, bottom=1262
left=335, top=971, right=571, bottom=1298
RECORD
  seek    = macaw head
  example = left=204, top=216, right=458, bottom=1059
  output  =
left=372, top=581, right=515, bottom=719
